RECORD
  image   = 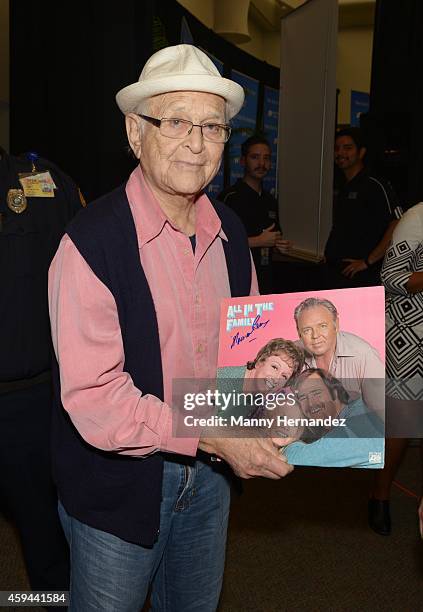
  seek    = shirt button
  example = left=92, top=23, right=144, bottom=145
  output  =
left=197, top=344, right=204, bottom=354
left=183, top=248, right=191, bottom=256
left=195, top=295, right=201, bottom=305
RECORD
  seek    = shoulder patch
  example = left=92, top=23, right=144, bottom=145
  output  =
left=78, top=188, right=87, bottom=207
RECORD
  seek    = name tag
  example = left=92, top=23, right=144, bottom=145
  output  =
left=19, top=171, right=57, bottom=198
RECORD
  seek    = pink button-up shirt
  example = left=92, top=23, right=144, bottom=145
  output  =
left=49, top=166, right=258, bottom=457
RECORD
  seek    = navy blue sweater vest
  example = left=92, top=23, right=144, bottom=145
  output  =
left=51, top=184, right=251, bottom=545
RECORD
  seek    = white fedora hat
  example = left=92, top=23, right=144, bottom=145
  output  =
left=116, top=44, right=244, bottom=120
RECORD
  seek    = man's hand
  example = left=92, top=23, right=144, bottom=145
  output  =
left=198, top=436, right=293, bottom=479
left=342, top=258, right=368, bottom=278
left=248, top=223, right=281, bottom=248
left=275, top=236, right=293, bottom=254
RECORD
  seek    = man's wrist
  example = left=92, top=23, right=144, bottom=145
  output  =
left=248, top=235, right=262, bottom=248
left=198, top=437, right=223, bottom=462
left=198, top=436, right=218, bottom=454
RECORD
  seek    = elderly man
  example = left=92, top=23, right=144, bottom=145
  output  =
left=294, top=297, right=384, bottom=417
left=48, top=44, right=292, bottom=611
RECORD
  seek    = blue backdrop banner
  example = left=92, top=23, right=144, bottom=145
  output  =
left=262, top=85, right=279, bottom=196
left=350, top=90, right=369, bottom=127
left=229, top=70, right=259, bottom=186
left=204, top=51, right=225, bottom=197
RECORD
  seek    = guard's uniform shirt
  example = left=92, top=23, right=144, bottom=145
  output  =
left=325, top=169, right=402, bottom=263
left=218, top=179, right=279, bottom=292
left=0, top=152, right=82, bottom=382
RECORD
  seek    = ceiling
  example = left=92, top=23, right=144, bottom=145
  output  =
left=250, top=0, right=375, bottom=30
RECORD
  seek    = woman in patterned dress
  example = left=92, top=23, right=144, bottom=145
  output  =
left=369, top=203, right=423, bottom=535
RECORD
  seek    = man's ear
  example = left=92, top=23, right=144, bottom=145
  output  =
left=125, top=114, right=142, bottom=159
left=359, top=146, right=367, bottom=161
left=240, top=155, right=246, bottom=167
left=335, top=316, right=340, bottom=333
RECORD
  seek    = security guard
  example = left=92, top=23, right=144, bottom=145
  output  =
left=0, top=148, right=83, bottom=592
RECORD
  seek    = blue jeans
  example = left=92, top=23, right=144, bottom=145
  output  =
left=58, top=457, right=230, bottom=611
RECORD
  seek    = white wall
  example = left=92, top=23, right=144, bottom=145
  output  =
left=177, top=0, right=215, bottom=28
left=237, top=18, right=264, bottom=59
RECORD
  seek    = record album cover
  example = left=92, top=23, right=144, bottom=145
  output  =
left=216, top=287, right=385, bottom=469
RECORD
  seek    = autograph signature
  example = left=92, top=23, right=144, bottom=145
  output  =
left=230, top=315, right=270, bottom=349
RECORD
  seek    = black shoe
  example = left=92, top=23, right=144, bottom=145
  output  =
left=368, top=498, right=391, bottom=535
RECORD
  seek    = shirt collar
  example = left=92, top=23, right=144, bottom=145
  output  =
left=334, top=332, right=355, bottom=358
left=238, top=178, right=261, bottom=196
left=125, top=165, right=226, bottom=248
left=345, top=167, right=367, bottom=187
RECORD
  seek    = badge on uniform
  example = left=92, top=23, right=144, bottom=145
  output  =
left=7, top=189, right=27, bottom=214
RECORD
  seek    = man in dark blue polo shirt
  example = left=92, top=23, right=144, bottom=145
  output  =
left=323, top=127, right=402, bottom=288
left=218, top=135, right=292, bottom=293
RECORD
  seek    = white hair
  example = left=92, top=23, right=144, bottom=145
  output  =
left=294, top=297, right=338, bottom=330
left=137, top=98, right=153, bottom=135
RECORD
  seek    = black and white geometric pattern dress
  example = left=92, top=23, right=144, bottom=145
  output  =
left=381, top=203, right=423, bottom=400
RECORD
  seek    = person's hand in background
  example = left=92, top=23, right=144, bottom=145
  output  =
left=248, top=224, right=281, bottom=248
left=275, top=236, right=293, bottom=254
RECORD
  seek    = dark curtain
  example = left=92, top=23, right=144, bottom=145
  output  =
left=10, top=0, right=279, bottom=201
left=10, top=0, right=154, bottom=201
left=365, top=0, right=423, bottom=207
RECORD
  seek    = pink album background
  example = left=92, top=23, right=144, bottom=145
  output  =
left=218, top=286, right=385, bottom=367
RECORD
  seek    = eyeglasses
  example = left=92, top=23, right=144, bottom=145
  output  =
left=138, top=115, right=232, bottom=143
